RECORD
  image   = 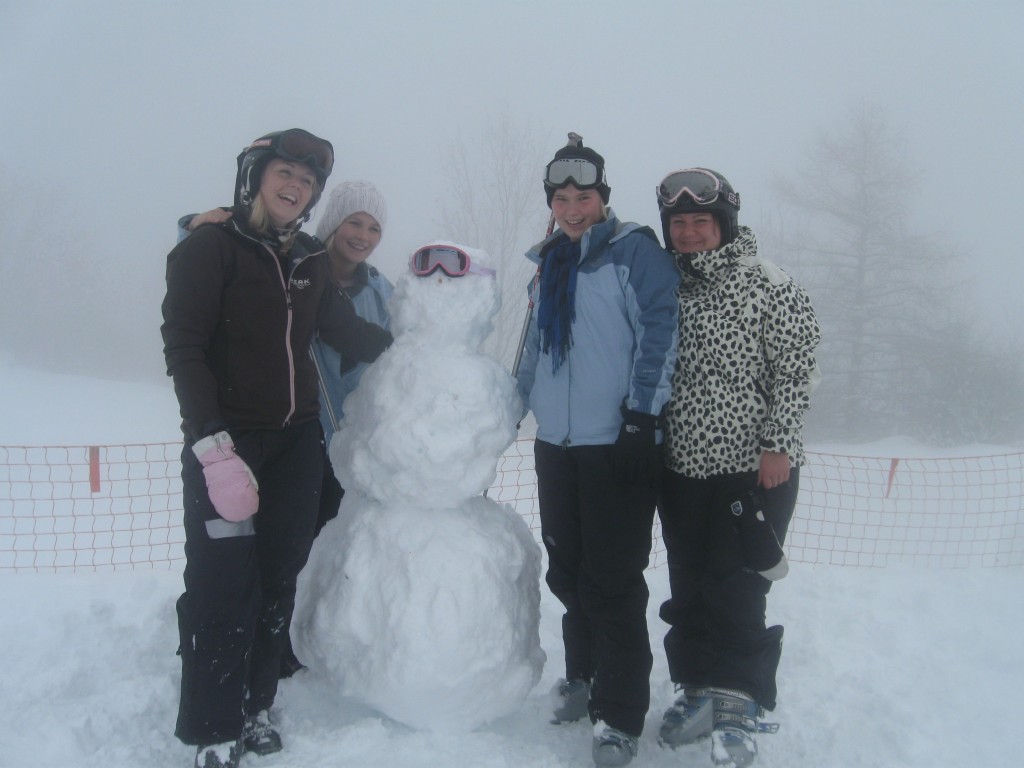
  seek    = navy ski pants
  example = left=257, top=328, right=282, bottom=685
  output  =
left=534, top=439, right=658, bottom=738
left=658, top=469, right=799, bottom=710
left=174, top=420, right=323, bottom=746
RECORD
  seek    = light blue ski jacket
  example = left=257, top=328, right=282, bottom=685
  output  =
left=516, top=211, right=680, bottom=446
left=312, top=262, right=394, bottom=442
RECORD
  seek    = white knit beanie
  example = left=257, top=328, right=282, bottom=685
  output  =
left=315, top=180, right=388, bottom=242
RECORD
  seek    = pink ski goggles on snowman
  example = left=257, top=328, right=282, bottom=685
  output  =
left=410, top=245, right=496, bottom=279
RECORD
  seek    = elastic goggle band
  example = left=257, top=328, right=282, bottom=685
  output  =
left=544, top=157, right=605, bottom=189
left=248, top=129, right=334, bottom=179
left=410, top=245, right=496, bottom=279
left=657, top=168, right=739, bottom=209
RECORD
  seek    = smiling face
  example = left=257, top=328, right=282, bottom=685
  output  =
left=327, top=212, right=382, bottom=275
left=257, top=158, right=317, bottom=227
left=668, top=211, right=723, bottom=253
left=550, top=184, right=606, bottom=242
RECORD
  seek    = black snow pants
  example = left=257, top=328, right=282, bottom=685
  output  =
left=534, top=439, right=658, bottom=738
left=174, top=420, right=323, bottom=746
left=658, top=468, right=799, bottom=711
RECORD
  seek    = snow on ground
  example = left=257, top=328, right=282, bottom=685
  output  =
left=5, top=561, right=1021, bottom=767
left=2, top=362, right=1022, bottom=767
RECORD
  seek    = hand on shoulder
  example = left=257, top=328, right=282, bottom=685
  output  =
left=188, top=208, right=234, bottom=231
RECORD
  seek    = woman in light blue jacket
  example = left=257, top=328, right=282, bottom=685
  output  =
left=515, top=141, right=679, bottom=768
left=309, top=181, right=394, bottom=443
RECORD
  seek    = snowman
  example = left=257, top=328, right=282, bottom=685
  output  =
left=294, top=241, right=545, bottom=733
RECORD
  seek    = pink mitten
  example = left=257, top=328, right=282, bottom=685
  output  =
left=192, top=431, right=259, bottom=522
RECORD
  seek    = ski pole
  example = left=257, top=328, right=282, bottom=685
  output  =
left=310, top=347, right=340, bottom=435
left=510, top=266, right=540, bottom=379
left=510, top=131, right=582, bottom=379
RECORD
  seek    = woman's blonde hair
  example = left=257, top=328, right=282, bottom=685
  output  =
left=246, top=195, right=275, bottom=235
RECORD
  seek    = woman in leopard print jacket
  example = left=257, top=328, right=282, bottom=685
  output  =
left=652, top=168, right=820, bottom=760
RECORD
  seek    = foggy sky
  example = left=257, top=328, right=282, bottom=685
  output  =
left=2, top=0, right=1021, bottom=380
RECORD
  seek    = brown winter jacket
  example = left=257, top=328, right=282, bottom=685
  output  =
left=161, top=218, right=392, bottom=442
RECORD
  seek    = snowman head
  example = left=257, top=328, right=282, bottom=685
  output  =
left=391, top=241, right=500, bottom=348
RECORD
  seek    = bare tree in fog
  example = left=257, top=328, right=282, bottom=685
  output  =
left=438, top=114, right=551, bottom=368
left=764, top=104, right=1019, bottom=443
left=922, top=323, right=1024, bottom=444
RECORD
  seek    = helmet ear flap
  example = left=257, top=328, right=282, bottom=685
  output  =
left=717, top=210, right=737, bottom=246
left=234, top=149, right=270, bottom=209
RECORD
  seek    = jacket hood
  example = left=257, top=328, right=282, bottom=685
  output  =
left=674, top=225, right=757, bottom=281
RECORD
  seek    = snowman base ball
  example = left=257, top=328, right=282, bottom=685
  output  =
left=298, top=495, right=545, bottom=733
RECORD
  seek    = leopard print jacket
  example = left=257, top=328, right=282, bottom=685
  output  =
left=663, top=226, right=821, bottom=478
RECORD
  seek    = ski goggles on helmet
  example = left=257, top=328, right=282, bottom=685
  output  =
left=410, top=245, right=496, bottom=279
left=246, top=128, right=335, bottom=181
left=544, top=157, right=606, bottom=189
left=657, top=168, right=739, bottom=209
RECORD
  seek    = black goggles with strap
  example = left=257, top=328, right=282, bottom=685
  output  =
left=247, top=128, right=335, bottom=180
left=544, top=157, right=606, bottom=189
left=656, top=168, right=739, bottom=209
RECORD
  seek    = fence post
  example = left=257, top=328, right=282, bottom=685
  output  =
left=89, top=446, right=101, bottom=494
left=884, top=457, right=900, bottom=499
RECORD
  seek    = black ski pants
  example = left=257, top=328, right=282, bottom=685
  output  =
left=534, top=439, right=657, bottom=738
left=174, top=420, right=323, bottom=746
left=658, top=468, right=799, bottom=711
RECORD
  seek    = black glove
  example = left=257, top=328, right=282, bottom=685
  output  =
left=729, top=488, right=788, bottom=581
left=612, top=406, right=662, bottom=485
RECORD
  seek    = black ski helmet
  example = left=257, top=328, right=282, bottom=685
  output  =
left=657, top=167, right=740, bottom=250
left=234, top=128, right=335, bottom=219
left=543, top=143, right=611, bottom=207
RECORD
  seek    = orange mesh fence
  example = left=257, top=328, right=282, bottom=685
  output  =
left=2, top=440, right=1021, bottom=573
left=792, top=451, right=1023, bottom=568
left=1, top=443, right=184, bottom=572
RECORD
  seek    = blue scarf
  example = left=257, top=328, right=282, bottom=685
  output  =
left=536, top=237, right=580, bottom=372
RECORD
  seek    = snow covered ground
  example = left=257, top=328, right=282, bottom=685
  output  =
left=2, top=362, right=1022, bottom=767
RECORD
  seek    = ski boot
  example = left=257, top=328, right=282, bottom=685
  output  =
left=706, top=687, right=777, bottom=768
left=194, top=739, right=243, bottom=768
left=242, top=709, right=283, bottom=755
left=550, top=677, right=592, bottom=724
left=592, top=722, right=638, bottom=767
left=658, top=684, right=714, bottom=747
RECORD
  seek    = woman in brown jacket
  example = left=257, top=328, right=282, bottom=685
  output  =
left=161, top=129, right=391, bottom=768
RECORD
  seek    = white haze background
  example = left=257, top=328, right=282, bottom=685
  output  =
left=2, top=2, right=1023, bottom=767
left=1, top=1, right=1022, bottom=384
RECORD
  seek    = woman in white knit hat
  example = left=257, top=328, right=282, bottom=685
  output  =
left=310, top=180, right=394, bottom=442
